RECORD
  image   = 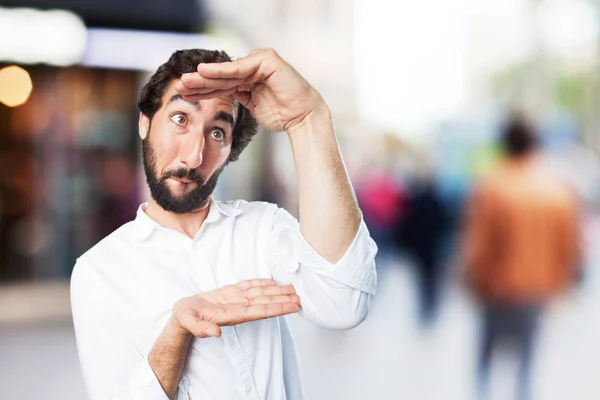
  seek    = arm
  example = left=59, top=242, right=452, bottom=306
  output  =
left=462, top=187, right=493, bottom=292
left=175, top=48, right=377, bottom=329
left=154, top=280, right=301, bottom=397
left=175, top=48, right=364, bottom=263
left=287, top=102, right=361, bottom=263
left=559, top=190, right=583, bottom=285
left=72, top=261, right=300, bottom=400
left=281, top=106, right=376, bottom=328
left=147, top=319, right=193, bottom=399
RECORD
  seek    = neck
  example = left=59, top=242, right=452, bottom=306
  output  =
left=144, top=198, right=211, bottom=239
left=507, top=152, right=535, bottom=165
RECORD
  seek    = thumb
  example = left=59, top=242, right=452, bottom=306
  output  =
left=233, top=91, right=255, bottom=114
left=179, top=313, right=222, bottom=338
left=191, top=321, right=222, bottom=338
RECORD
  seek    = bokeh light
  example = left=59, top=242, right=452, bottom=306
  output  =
left=0, top=65, right=33, bottom=107
left=0, top=7, right=87, bottom=66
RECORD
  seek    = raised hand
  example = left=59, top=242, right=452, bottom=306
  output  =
left=172, top=279, right=301, bottom=338
left=174, top=48, right=325, bottom=133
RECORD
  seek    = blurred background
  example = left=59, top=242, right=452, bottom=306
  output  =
left=2, top=0, right=600, bottom=399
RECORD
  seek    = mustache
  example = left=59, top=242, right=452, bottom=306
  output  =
left=161, top=168, right=205, bottom=183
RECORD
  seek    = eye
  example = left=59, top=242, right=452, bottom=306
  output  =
left=170, top=113, right=187, bottom=126
left=210, top=129, right=225, bottom=142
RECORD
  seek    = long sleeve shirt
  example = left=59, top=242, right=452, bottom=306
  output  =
left=71, top=198, right=377, bottom=400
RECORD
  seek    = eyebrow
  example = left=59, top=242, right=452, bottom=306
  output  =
left=167, top=94, right=200, bottom=109
left=167, top=94, right=235, bottom=129
left=214, top=111, right=235, bottom=129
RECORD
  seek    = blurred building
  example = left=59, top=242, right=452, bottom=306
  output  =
left=0, top=1, right=242, bottom=282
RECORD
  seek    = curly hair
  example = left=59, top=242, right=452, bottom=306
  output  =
left=138, top=49, right=258, bottom=162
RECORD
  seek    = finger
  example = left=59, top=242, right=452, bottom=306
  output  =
left=232, top=91, right=255, bottom=113
left=176, top=85, right=223, bottom=95
left=196, top=56, right=261, bottom=80
left=234, top=279, right=277, bottom=291
left=224, top=293, right=300, bottom=307
left=198, top=49, right=280, bottom=81
left=244, top=284, right=296, bottom=299
left=242, top=69, right=267, bottom=85
left=191, top=321, right=222, bottom=338
left=178, top=313, right=222, bottom=338
left=252, top=302, right=300, bottom=319
left=250, top=294, right=301, bottom=306
left=180, top=88, right=237, bottom=102
left=237, top=83, right=252, bottom=92
left=178, top=74, right=245, bottom=91
left=224, top=302, right=300, bottom=325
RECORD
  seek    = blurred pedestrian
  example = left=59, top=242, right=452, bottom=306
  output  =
left=398, top=175, right=447, bottom=327
left=462, top=113, right=580, bottom=400
left=356, top=167, right=407, bottom=263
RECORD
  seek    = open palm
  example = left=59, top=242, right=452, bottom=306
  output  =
left=173, top=279, right=301, bottom=338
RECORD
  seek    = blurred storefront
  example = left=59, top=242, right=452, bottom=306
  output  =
left=0, top=0, right=207, bottom=32
left=0, top=1, right=245, bottom=282
left=0, top=66, right=140, bottom=281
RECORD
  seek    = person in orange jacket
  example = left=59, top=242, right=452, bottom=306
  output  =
left=463, top=113, right=581, bottom=400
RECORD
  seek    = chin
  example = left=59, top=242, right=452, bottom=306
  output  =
left=168, top=181, right=197, bottom=194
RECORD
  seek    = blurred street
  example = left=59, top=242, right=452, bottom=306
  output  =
left=2, top=0, right=600, bottom=399
left=2, top=224, right=600, bottom=400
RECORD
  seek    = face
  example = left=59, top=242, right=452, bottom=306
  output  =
left=139, top=80, right=237, bottom=214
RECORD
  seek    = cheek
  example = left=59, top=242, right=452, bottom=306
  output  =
left=205, top=144, right=231, bottom=169
left=154, top=133, right=181, bottom=172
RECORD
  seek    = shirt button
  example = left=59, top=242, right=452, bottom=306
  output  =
left=229, top=338, right=236, bottom=347
left=245, top=385, right=252, bottom=394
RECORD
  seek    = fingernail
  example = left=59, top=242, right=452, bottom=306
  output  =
left=207, top=329, right=217, bottom=336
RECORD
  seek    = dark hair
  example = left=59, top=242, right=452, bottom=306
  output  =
left=138, top=49, right=258, bottom=162
left=501, top=112, right=538, bottom=157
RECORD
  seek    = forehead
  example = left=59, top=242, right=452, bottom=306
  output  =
left=161, top=80, right=237, bottom=115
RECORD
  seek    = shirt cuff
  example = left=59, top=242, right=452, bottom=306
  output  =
left=126, top=357, right=170, bottom=400
left=280, top=219, right=378, bottom=294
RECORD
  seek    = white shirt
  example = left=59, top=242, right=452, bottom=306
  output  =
left=71, top=199, right=377, bottom=400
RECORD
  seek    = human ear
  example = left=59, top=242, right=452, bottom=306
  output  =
left=138, top=112, right=150, bottom=140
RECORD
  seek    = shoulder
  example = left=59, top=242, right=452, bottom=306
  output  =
left=468, top=174, right=494, bottom=199
left=72, top=222, right=137, bottom=281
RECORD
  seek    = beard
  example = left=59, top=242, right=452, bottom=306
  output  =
left=142, top=137, right=225, bottom=214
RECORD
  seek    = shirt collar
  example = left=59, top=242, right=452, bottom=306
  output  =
left=205, top=198, right=243, bottom=222
left=132, top=198, right=243, bottom=240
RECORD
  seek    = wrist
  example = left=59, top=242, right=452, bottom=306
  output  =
left=166, top=315, right=193, bottom=341
left=285, top=95, right=332, bottom=137
left=287, top=104, right=336, bottom=152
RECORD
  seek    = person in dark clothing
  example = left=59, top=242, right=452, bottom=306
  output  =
left=399, top=177, right=447, bottom=327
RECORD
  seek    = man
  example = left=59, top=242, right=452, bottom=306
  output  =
left=399, top=175, right=447, bottom=328
left=70, top=48, right=377, bottom=400
left=463, top=113, right=580, bottom=400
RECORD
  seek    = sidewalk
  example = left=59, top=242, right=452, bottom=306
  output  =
left=0, top=280, right=72, bottom=325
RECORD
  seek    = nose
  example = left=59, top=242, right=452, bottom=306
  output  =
left=180, top=130, right=205, bottom=170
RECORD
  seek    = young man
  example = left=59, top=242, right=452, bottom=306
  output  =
left=71, top=48, right=377, bottom=400
left=463, top=114, right=580, bottom=400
